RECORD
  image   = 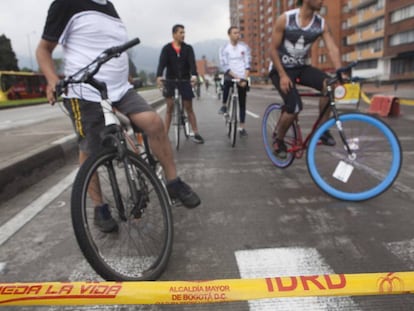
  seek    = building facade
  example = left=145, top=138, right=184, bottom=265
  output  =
left=229, top=0, right=414, bottom=82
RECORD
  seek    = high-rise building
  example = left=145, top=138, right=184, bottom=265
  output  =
left=229, top=0, right=414, bottom=82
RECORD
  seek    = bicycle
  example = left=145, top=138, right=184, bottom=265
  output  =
left=224, top=78, right=245, bottom=147
left=262, top=62, right=402, bottom=201
left=56, top=38, right=173, bottom=281
left=161, top=79, right=191, bottom=151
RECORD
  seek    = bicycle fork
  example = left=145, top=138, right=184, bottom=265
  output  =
left=328, top=89, right=357, bottom=160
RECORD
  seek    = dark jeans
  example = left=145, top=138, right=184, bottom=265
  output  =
left=222, top=80, right=248, bottom=123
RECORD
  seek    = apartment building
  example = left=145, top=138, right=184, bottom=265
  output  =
left=230, top=0, right=414, bottom=82
left=384, top=0, right=414, bottom=81
left=229, top=0, right=344, bottom=79
left=344, top=0, right=414, bottom=81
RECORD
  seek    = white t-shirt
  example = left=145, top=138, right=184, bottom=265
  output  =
left=219, top=41, right=251, bottom=79
left=41, top=0, right=132, bottom=102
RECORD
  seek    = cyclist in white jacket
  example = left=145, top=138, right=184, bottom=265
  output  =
left=219, top=26, right=251, bottom=137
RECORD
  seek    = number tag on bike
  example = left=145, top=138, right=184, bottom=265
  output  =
left=333, top=160, right=354, bottom=183
left=335, top=83, right=360, bottom=105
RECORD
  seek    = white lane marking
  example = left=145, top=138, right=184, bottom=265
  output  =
left=246, top=110, right=260, bottom=119
left=0, top=262, right=6, bottom=273
left=386, top=239, right=414, bottom=269
left=51, top=133, right=76, bottom=145
left=235, top=247, right=359, bottom=310
left=157, top=105, right=166, bottom=114
left=0, top=169, right=78, bottom=247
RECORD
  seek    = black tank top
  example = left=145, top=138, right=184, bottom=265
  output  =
left=278, top=8, right=325, bottom=68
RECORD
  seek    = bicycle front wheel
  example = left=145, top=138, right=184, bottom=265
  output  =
left=71, top=149, right=173, bottom=280
left=229, top=97, right=238, bottom=147
left=307, top=113, right=402, bottom=201
left=262, top=103, right=297, bottom=168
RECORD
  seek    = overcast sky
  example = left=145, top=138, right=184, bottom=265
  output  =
left=1, top=0, right=230, bottom=69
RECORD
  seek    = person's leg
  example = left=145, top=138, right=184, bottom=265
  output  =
left=164, top=97, right=174, bottom=133
left=269, top=69, right=301, bottom=141
left=299, top=67, right=335, bottom=145
left=64, top=98, right=117, bottom=232
left=183, top=100, right=197, bottom=132
left=236, top=84, right=248, bottom=136
left=269, top=69, right=302, bottom=157
left=219, top=80, right=231, bottom=113
left=116, top=89, right=200, bottom=208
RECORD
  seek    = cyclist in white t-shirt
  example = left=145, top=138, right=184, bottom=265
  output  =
left=219, top=26, right=251, bottom=137
left=36, top=0, right=201, bottom=232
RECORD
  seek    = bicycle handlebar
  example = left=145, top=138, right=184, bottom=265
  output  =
left=56, top=37, right=140, bottom=97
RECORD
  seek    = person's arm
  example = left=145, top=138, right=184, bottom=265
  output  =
left=321, top=23, right=342, bottom=70
left=244, top=43, right=251, bottom=79
left=269, top=13, right=292, bottom=94
left=36, top=39, right=59, bottom=104
left=219, top=44, right=235, bottom=78
left=156, top=45, right=167, bottom=87
left=188, top=45, right=198, bottom=85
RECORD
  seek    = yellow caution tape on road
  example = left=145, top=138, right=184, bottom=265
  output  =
left=1, top=272, right=414, bottom=306
left=400, top=98, right=414, bottom=106
left=361, top=91, right=371, bottom=104
left=360, top=91, right=414, bottom=106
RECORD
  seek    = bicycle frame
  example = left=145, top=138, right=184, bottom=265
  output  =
left=281, top=80, right=352, bottom=158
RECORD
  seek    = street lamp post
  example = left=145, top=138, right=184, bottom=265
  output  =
left=26, top=31, right=36, bottom=71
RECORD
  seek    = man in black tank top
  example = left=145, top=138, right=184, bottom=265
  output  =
left=269, top=0, right=342, bottom=158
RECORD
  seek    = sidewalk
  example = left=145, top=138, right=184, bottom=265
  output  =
left=0, top=90, right=164, bottom=203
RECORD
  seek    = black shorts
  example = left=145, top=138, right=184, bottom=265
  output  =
left=270, top=66, right=328, bottom=114
left=63, top=88, right=153, bottom=155
left=163, top=80, right=194, bottom=100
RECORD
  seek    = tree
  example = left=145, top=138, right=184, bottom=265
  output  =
left=0, top=34, right=19, bottom=71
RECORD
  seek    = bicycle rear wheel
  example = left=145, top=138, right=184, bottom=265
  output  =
left=307, top=113, right=402, bottom=201
left=71, top=149, right=173, bottom=280
left=229, top=97, right=238, bottom=147
left=262, top=103, right=297, bottom=168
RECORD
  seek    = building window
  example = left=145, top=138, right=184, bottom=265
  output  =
left=356, top=59, right=378, bottom=70
left=390, top=30, right=414, bottom=46
left=391, top=57, right=414, bottom=75
left=318, top=39, right=325, bottom=48
left=318, top=54, right=327, bottom=64
left=390, top=5, right=414, bottom=23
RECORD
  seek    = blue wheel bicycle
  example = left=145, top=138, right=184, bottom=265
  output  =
left=262, top=62, right=402, bottom=201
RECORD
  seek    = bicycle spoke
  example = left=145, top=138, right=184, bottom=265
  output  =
left=307, top=113, right=401, bottom=201
left=72, top=150, right=172, bottom=280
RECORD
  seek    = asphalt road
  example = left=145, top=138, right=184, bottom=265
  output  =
left=0, top=86, right=413, bottom=310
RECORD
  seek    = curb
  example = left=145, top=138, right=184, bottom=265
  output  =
left=0, top=97, right=164, bottom=203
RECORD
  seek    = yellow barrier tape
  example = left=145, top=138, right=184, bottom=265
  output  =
left=1, top=272, right=414, bottom=306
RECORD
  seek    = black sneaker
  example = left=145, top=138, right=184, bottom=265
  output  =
left=94, top=204, right=118, bottom=233
left=218, top=105, right=227, bottom=114
left=166, top=177, right=201, bottom=208
left=320, top=130, right=336, bottom=146
left=191, top=133, right=205, bottom=144
left=273, top=139, right=287, bottom=159
left=239, top=128, right=248, bottom=137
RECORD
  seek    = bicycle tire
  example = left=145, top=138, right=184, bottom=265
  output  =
left=174, top=100, right=181, bottom=150
left=230, top=97, right=238, bottom=147
left=307, top=112, right=402, bottom=201
left=262, top=103, right=297, bottom=168
left=71, top=149, right=173, bottom=281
